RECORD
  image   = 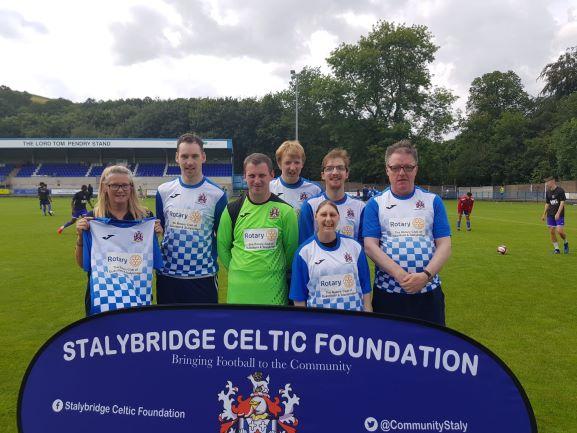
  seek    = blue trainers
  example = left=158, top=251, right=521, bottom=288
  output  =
left=564, top=242, right=569, bottom=254
left=554, top=249, right=561, bottom=254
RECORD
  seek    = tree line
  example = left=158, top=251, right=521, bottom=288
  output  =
left=1, top=21, right=576, bottom=185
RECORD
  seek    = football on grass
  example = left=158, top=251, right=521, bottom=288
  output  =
left=497, top=245, right=508, bottom=255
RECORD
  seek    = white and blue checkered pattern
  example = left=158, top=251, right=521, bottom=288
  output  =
left=87, top=219, right=158, bottom=314
left=375, top=236, right=440, bottom=293
left=157, top=177, right=226, bottom=278
left=161, top=226, right=216, bottom=276
left=91, top=252, right=154, bottom=312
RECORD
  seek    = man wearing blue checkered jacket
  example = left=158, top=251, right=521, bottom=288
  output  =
left=156, top=133, right=227, bottom=304
left=363, top=140, right=451, bottom=326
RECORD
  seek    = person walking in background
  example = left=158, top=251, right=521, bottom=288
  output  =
left=37, top=182, right=54, bottom=216
left=57, top=185, right=93, bottom=234
left=541, top=176, right=569, bottom=254
left=457, top=192, right=474, bottom=231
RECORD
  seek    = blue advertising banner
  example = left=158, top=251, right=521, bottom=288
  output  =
left=19, top=306, right=536, bottom=433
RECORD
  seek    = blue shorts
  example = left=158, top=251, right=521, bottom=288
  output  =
left=72, top=209, right=88, bottom=219
left=372, top=287, right=446, bottom=326
left=459, top=210, right=470, bottom=216
left=547, top=216, right=565, bottom=227
left=156, top=273, right=218, bottom=304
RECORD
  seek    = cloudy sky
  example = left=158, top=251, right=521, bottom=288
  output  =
left=1, top=0, right=576, bottom=111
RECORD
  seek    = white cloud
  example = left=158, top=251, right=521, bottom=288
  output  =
left=1, top=0, right=576, bottom=108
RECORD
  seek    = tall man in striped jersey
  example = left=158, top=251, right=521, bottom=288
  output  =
left=269, top=140, right=322, bottom=216
left=298, top=148, right=365, bottom=244
left=156, top=133, right=227, bottom=304
left=363, top=140, right=451, bottom=325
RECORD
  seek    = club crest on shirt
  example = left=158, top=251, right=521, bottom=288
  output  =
left=133, top=231, right=143, bottom=243
left=344, top=252, right=353, bottom=263
left=415, top=200, right=425, bottom=209
left=269, top=207, right=280, bottom=219
left=218, top=372, right=300, bottom=433
left=197, top=193, right=207, bottom=204
left=346, top=208, right=355, bottom=219
left=299, top=192, right=309, bottom=202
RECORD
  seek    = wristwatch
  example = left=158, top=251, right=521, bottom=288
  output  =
left=423, top=269, right=434, bottom=282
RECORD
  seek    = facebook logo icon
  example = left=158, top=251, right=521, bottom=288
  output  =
left=52, top=399, right=63, bottom=413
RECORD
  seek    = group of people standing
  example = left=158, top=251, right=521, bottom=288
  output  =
left=72, top=134, right=453, bottom=326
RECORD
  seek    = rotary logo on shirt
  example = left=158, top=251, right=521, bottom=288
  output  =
left=243, top=228, right=279, bottom=250
left=388, top=217, right=426, bottom=237
left=338, top=224, right=354, bottom=237
left=105, top=252, right=144, bottom=275
left=167, top=208, right=203, bottom=230
left=318, top=273, right=357, bottom=298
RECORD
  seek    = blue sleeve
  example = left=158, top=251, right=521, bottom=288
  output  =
left=289, top=250, right=310, bottom=302
left=214, top=191, right=228, bottom=233
left=433, top=195, right=451, bottom=239
left=298, top=200, right=315, bottom=244
left=152, top=234, right=163, bottom=270
left=362, top=199, right=381, bottom=239
left=155, top=191, right=165, bottom=229
left=82, top=230, right=92, bottom=272
left=357, top=207, right=365, bottom=243
left=357, top=249, right=372, bottom=294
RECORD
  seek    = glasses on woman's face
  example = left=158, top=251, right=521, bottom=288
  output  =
left=107, top=183, right=132, bottom=191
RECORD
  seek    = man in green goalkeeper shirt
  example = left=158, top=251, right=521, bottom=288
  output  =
left=217, top=153, right=298, bottom=305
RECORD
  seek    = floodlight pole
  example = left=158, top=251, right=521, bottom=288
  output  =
left=290, top=70, right=299, bottom=141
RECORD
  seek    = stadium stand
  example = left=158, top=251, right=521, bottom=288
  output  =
left=0, top=164, right=13, bottom=176
left=87, top=164, right=106, bottom=177
left=15, top=164, right=37, bottom=177
left=135, top=163, right=165, bottom=177
left=36, top=163, right=90, bottom=177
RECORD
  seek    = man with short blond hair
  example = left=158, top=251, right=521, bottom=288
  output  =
left=269, top=140, right=322, bottom=215
left=217, top=153, right=298, bottom=305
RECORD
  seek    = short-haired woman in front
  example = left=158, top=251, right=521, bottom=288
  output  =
left=290, top=200, right=372, bottom=312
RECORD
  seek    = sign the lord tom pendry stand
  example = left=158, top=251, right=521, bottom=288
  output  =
left=18, top=306, right=536, bottom=433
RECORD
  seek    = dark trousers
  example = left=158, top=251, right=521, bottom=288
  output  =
left=372, top=287, right=446, bottom=326
left=156, top=273, right=218, bottom=304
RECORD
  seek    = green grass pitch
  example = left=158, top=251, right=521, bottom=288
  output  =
left=1, top=197, right=576, bottom=433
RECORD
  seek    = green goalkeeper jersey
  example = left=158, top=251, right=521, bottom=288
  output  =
left=217, top=194, right=298, bottom=305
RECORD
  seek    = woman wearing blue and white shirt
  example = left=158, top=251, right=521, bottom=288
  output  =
left=290, top=200, right=372, bottom=312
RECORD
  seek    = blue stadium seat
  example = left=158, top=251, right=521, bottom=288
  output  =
left=136, top=163, right=165, bottom=177
left=16, top=164, right=37, bottom=177
left=36, top=163, right=89, bottom=177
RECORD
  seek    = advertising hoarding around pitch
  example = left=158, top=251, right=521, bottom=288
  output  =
left=19, top=306, right=536, bottom=433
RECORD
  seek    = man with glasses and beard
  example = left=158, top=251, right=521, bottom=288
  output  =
left=363, top=140, right=451, bottom=325
left=298, top=148, right=365, bottom=244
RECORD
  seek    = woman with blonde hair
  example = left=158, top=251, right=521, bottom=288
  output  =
left=75, top=165, right=163, bottom=315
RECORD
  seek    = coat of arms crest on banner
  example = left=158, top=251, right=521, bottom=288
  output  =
left=218, top=372, right=300, bottom=433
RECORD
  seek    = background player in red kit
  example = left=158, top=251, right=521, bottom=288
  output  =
left=457, top=192, right=474, bottom=231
